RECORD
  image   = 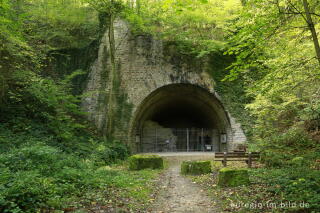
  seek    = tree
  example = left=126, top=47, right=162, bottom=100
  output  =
left=88, top=0, right=124, bottom=136
left=275, top=0, right=320, bottom=64
left=224, top=0, right=320, bottom=147
left=302, top=0, right=320, bottom=64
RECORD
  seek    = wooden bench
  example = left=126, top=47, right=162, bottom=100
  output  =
left=214, top=152, right=260, bottom=168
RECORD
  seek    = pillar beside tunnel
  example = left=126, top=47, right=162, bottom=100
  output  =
left=82, top=19, right=246, bottom=153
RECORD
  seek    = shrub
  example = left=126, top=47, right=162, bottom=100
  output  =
left=0, top=131, right=130, bottom=212
left=250, top=168, right=320, bottom=210
left=92, top=142, right=129, bottom=165
left=260, top=127, right=317, bottom=167
left=0, top=170, right=54, bottom=212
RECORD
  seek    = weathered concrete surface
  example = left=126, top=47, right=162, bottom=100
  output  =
left=81, top=19, right=246, bottom=152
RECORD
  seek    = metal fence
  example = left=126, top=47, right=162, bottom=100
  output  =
left=140, top=128, right=219, bottom=153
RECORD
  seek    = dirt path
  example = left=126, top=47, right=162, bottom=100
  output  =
left=151, top=156, right=218, bottom=213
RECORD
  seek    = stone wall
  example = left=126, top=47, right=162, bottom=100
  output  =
left=81, top=19, right=246, bottom=152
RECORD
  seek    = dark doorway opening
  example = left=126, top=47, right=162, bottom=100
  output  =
left=132, top=84, right=230, bottom=152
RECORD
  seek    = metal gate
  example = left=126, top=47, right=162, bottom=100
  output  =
left=140, top=128, right=218, bottom=153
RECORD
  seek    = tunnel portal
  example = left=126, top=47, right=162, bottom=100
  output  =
left=82, top=19, right=247, bottom=153
left=131, top=84, right=231, bottom=153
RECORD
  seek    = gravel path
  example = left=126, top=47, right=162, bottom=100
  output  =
left=151, top=156, right=218, bottom=213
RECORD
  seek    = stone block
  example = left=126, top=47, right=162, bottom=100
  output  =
left=128, top=154, right=164, bottom=170
left=218, top=168, right=250, bottom=187
left=181, top=160, right=212, bottom=175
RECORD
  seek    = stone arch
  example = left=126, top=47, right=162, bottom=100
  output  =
left=81, top=19, right=246, bottom=152
left=129, top=83, right=232, bottom=152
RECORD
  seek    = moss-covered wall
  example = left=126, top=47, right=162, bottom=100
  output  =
left=45, top=41, right=100, bottom=96
left=207, top=53, right=254, bottom=138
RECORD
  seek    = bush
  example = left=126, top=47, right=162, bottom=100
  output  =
left=0, top=129, right=130, bottom=212
left=0, top=143, right=85, bottom=172
left=181, top=161, right=212, bottom=175
left=260, top=127, right=317, bottom=167
left=92, top=142, right=129, bottom=165
left=0, top=170, right=55, bottom=212
left=128, top=155, right=164, bottom=170
left=250, top=167, right=320, bottom=210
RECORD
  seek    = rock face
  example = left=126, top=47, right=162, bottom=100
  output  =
left=81, top=19, right=246, bottom=152
left=218, top=168, right=250, bottom=187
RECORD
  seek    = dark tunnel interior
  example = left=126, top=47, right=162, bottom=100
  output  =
left=145, top=97, right=218, bottom=129
left=145, top=95, right=217, bottom=129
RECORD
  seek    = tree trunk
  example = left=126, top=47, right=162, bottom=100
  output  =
left=106, top=12, right=117, bottom=136
left=302, top=0, right=320, bottom=65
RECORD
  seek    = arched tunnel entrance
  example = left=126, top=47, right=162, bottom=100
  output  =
left=131, top=84, right=231, bottom=152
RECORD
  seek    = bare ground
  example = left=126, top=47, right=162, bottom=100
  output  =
left=150, top=154, right=219, bottom=213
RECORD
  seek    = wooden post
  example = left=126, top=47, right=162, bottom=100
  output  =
left=248, top=152, right=252, bottom=168
left=223, top=152, right=227, bottom=167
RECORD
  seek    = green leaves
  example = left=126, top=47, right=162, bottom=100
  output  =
left=224, top=0, right=320, bottom=144
left=125, top=0, right=242, bottom=56
left=24, top=0, right=99, bottom=50
left=87, top=0, right=125, bottom=14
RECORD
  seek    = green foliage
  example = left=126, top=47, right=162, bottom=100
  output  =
left=259, top=126, right=318, bottom=167
left=250, top=168, right=320, bottom=211
left=291, top=157, right=307, bottom=167
left=0, top=126, right=131, bottom=212
left=125, top=0, right=242, bottom=56
left=0, top=70, right=86, bottom=143
left=1, top=0, right=320, bottom=211
left=90, top=142, right=129, bottom=165
left=208, top=53, right=254, bottom=139
left=223, top=0, right=320, bottom=163
left=87, top=0, right=125, bottom=14
left=192, top=163, right=320, bottom=212
left=0, top=0, right=99, bottom=108
left=24, top=0, right=99, bottom=50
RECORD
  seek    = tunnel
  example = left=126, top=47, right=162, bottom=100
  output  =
left=131, top=84, right=231, bottom=153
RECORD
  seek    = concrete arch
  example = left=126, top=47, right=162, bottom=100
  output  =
left=129, top=83, right=232, bottom=152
